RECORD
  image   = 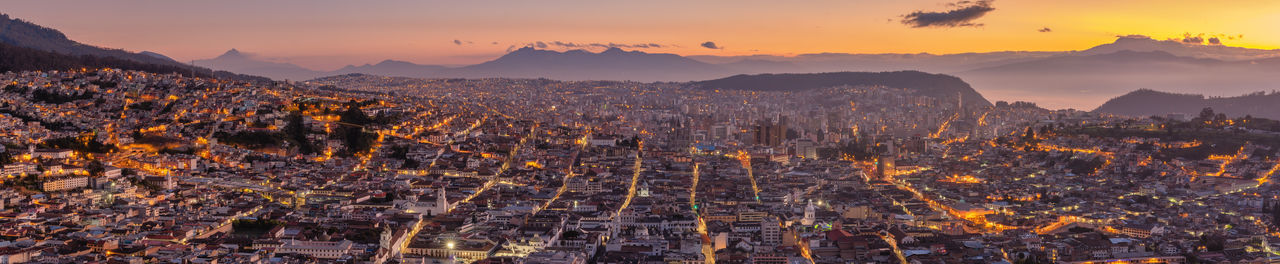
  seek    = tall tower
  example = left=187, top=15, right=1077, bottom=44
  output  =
left=802, top=200, right=816, bottom=226
left=436, top=187, right=449, bottom=214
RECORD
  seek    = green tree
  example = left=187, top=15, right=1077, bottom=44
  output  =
left=283, top=111, right=317, bottom=154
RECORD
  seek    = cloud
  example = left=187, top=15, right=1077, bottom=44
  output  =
left=508, top=41, right=670, bottom=51
left=700, top=41, right=723, bottom=50
left=453, top=39, right=463, bottom=45
left=900, top=0, right=995, bottom=28
left=453, top=39, right=475, bottom=45
left=1180, top=33, right=1204, bottom=44
left=1142, top=33, right=1242, bottom=46
left=1116, top=34, right=1152, bottom=40
left=545, top=41, right=666, bottom=49
left=1038, top=27, right=1051, bottom=33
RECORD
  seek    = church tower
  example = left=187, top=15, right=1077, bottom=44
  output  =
left=436, top=187, right=449, bottom=214
left=638, top=182, right=651, bottom=197
left=802, top=200, right=816, bottom=226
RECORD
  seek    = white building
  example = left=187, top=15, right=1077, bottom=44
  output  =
left=761, top=216, right=781, bottom=246
left=523, top=251, right=587, bottom=264
left=274, top=239, right=354, bottom=259
left=43, top=177, right=88, bottom=192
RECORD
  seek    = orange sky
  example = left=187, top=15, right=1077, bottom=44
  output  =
left=6, top=0, right=1278, bottom=70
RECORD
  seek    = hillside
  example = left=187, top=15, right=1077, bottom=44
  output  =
left=693, top=71, right=992, bottom=108
left=1, top=14, right=191, bottom=67
left=1094, top=89, right=1280, bottom=119
left=0, top=14, right=267, bottom=81
left=331, top=60, right=448, bottom=78
left=0, top=42, right=197, bottom=76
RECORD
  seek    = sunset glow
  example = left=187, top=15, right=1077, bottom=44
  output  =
left=5, top=0, right=1278, bottom=70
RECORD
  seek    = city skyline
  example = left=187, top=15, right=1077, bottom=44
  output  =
left=5, top=0, right=1279, bottom=70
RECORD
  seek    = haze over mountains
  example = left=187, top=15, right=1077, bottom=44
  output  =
left=194, top=47, right=735, bottom=82
left=191, top=35, right=1280, bottom=110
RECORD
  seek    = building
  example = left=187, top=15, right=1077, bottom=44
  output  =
left=523, top=251, right=587, bottom=264
left=753, top=119, right=786, bottom=147
left=42, top=177, right=88, bottom=191
left=32, top=149, right=73, bottom=159
left=2, top=163, right=37, bottom=177
left=795, top=139, right=817, bottom=159
left=801, top=200, right=816, bottom=226
left=876, top=155, right=896, bottom=180
left=274, top=239, right=354, bottom=259
left=399, top=187, right=450, bottom=216
left=760, top=216, right=781, bottom=246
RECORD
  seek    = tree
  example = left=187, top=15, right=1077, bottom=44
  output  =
left=1199, top=107, right=1215, bottom=121
left=87, top=160, right=105, bottom=177
left=283, top=111, right=316, bottom=154
left=339, top=100, right=372, bottom=126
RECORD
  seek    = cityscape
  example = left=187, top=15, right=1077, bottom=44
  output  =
left=3, top=1, right=1280, bottom=264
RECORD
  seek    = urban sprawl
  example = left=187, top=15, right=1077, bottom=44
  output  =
left=3, top=69, right=1280, bottom=264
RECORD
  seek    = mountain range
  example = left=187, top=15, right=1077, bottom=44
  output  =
left=194, top=47, right=736, bottom=82
left=1094, top=89, right=1280, bottom=120
left=192, top=35, right=1280, bottom=110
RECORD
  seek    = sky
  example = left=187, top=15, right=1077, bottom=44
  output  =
left=6, top=0, right=1279, bottom=70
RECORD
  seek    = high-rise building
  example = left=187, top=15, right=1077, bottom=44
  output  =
left=795, top=139, right=818, bottom=159
left=877, top=155, right=896, bottom=180
left=753, top=119, right=786, bottom=147
left=761, top=216, right=781, bottom=245
left=877, top=140, right=897, bottom=180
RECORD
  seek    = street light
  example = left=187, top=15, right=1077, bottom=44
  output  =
left=446, top=241, right=456, bottom=263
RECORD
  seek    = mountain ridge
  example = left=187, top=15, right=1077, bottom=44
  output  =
left=694, top=71, right=992, bottom=108
left=193, top=49, right=322, bottom=81
left=1094, top=89, right=1280, bottom=120
left=0, top=14, right=267, bottom=81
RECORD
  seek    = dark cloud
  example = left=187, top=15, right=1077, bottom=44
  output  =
left=453, top=39, right=463, bottom=45
left=700, top=41, right=723, bottom=50
left=1038, top=27, right=1051, bottom=33
left=900, top=0, right=995, bottom=28
left=1181, top=33, right=1204, bottom=44
left=545, top=41, right=666, bottom=49
left=535, top=41, right=549, bottom=49
left=1148, top=33, right=1242, bottom=45
left=1116, top=34, right=1153, bottom=40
